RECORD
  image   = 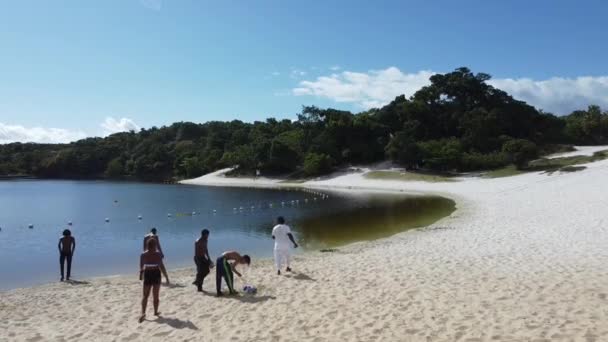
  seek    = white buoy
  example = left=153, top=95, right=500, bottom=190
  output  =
left=68, top=221, right=73, bottom=226
left=167, top=213, right=172, bottom=218
left=192, top=211, right=197, bottom=215
left=281, top=201, right=285, bottom=206
left=28, top=224, right=34, bottom=229
left=213, top=209, right=217, bottom=214
left=138, top=215, right=143, bottom=220
left=105, top=218, right=110, bottom=222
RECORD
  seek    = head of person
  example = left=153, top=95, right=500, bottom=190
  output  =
left=241, top=255, right=251, bottom=265
left=276, top=216, right=285, bottom=225
left=147, top=237, right=158, bottom=252
left=201, top=229, right=209, bottom=238
left=150, top=228, right=157, bottom=235
left=63, top=229, right=71, bottom=237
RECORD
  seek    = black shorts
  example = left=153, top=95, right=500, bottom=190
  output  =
left=143, top=268, right=161, bottom=286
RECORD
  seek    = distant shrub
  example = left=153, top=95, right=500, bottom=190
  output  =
left=502, top=139, right=538, bottom=169
left=459, top=151, right=509, bottom=171
left=303, top=153, right=333, bottom=177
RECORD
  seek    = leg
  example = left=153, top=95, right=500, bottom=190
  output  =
left=274, top=249, right=282, bottom=274
left=224, top=261, right=235, bottom=294
left=59, top=253, right=65, bottom=281
left=140, top=284, right=151, bottom=323
left=193, top=256, right=203, bottom=291
left=152, top=283, right=161, bottom=316
left=284, top=250, right=291, bottom=272
left=216, top=259, right=223, bottom=296
left=200, top=260, right=210, bottom=289
left=66, top=254, right=73, bottom=280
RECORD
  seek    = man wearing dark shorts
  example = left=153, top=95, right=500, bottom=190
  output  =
left=58, top=229, right=76, bottom=281
left=215, top=251, right=250, bottom=296
left=193, top=229, right=213, bottom=292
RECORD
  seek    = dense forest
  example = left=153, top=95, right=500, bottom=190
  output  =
left=2, top=68, right=608, bottom=181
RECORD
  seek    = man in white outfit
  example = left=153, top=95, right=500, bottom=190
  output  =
left=272, top=216, right=298, bottom=275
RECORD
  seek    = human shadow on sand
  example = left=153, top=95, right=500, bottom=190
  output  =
left=66, top=279, right=90, bottom=286
left=230, top=295, right=276, bottom=303
left=164, top=282, right=186, bottom=289
left=153, top=316, right=198, bottom=330
left=285, top=272, right=316, bottom=282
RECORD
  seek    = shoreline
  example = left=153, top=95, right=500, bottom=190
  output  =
left=3, top=146, right=608, bottom=341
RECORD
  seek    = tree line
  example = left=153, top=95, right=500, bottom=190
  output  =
left=2, top=68, right=608, bottom=181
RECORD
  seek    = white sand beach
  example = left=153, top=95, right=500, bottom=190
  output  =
left=3, top=147, right=608, bottom=341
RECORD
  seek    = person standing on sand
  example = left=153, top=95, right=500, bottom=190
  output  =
left=139, top=238, right=169, bottom=323
left=193, top=229, right=213, bottom=292
left=215, top=251, right=250, bottom=296
left=143, top=227, right=164, bottom=258
left=58, top=229, right=76, bottom=281
left=144, top=227, right=169, bottom=278
left=272, top=216, right=298, bottom=275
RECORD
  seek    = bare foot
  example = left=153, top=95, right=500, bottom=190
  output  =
left=154, top=312, right=161, bottom=316
left=138, top=314, right=146, bottom=323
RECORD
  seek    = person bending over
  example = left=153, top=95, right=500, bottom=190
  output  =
left=58, top=229, right=76, bottom=281
left=215, top=251, right=250, bottom=296
left=193, top=229, right=213, bottom=292
left=272, top=216, right=298, bottom=275
left=139, top=238, right=169, bottom=323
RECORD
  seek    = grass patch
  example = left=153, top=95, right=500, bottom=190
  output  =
left=483, top=165, right=527, bottom=178
left=365, top=170, right=457, bottom=183
left=485, top=149, right=608, bottom=178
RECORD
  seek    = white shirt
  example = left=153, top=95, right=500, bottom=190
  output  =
left=272, top=224, right=292, bottom=250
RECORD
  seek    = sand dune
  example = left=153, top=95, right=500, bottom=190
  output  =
left=3, top=148, right=608, bottom=341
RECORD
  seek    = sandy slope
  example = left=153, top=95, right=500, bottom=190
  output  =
left=3, top=147, right=608, bottom=341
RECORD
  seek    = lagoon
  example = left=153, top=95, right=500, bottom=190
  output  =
left=0, top=180, right=454, bottom=290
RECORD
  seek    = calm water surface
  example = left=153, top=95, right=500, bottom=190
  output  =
left=0, top=180, right=454, bottom=290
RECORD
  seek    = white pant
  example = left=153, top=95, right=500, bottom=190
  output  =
left=274, top=248, right=290, bottom=270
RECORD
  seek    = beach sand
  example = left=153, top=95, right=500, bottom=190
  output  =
left=3, top=147, right=608, bottom=341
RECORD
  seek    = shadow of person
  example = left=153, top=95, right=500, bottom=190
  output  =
left=287, top=272, right=316, bottom=282
left=66, top=279, right=90, bottom=285
left=153, top=316, right=198, bottom=330
left=164, top=283, right=186, bottom=289
left=230, top=295, right=276, bottom=303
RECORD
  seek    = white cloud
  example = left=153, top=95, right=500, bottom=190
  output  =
left=488, top=76, right=608, bottom=114
left=0, top=123, right=86, bottom=144
left=293, top=67, right=435, bottom=109
left=101, top=117, right=140, bottom=135
left=329, top=65, right=341, bottom=71
left=271, top=71, right=280, bottom=76
left=292, top=67, right=608, bottom=114
left=140, top=0, right=162, bottom=11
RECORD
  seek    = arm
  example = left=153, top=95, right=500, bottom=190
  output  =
left=232, top=264, right=242, bottom=278
left=58, top=239, right=62, bottom=253
left=157, top=238, right=164, bottom=256
left=160, top=260, right=170, bottom=284
left=71, top=238, right=76, bottom=255
left=288, top=233, right=298, bottom=248
left=139, top=254, right=144, bottom=280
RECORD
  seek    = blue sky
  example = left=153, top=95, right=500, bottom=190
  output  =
left=1, top=0, right=607, bottom=143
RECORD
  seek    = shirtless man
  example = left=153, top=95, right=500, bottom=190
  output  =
left=144, top=227, right=169, bottom=279
left=143, top=228, right=164, bottom=258
left=215, top=251, right=251, bottom=296
left=139, top=238, right=170, bottom=323
left=58, top=229, right=76, bottom=281
left=192, top=229, right=214, bottom=292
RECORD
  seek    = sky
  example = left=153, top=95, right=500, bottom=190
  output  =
left=1, top=0, right=607, bottom=143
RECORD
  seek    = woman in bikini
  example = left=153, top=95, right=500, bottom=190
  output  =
left=139, top=238, right=169, bottom=323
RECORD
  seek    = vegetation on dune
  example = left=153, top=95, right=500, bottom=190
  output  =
left=364, top=171, right=457, bottom=183
left=485, top=150, right=608, bottom=178
left=2, top=67, right=608, bottom=181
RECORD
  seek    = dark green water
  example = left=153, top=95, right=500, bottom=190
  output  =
left=298, top=194, right=455, bottom=248
left=0, top=180, right=454, bottom=289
